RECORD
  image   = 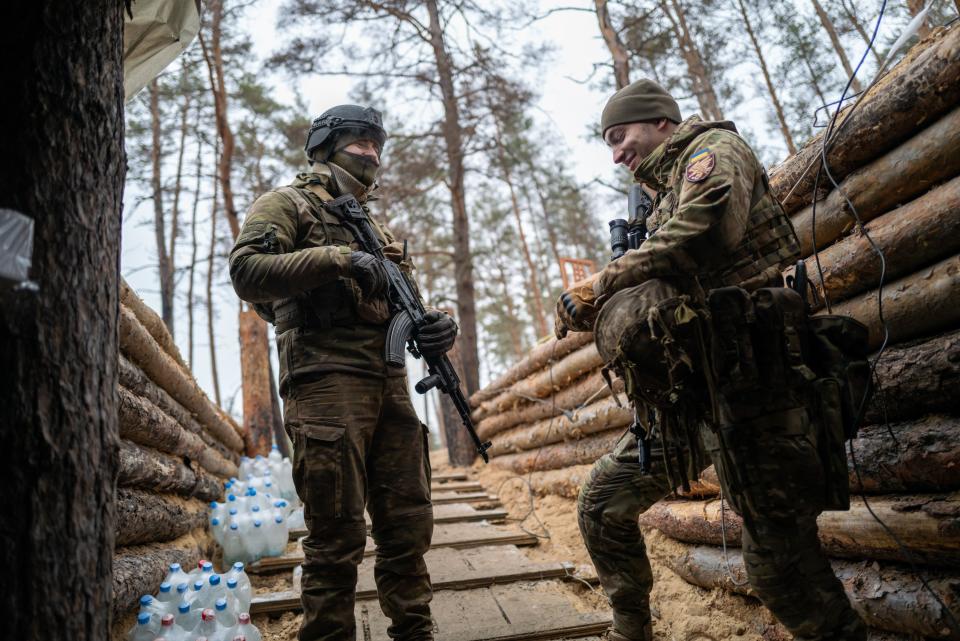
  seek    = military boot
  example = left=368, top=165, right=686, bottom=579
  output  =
left=602, top=624, right=653, bottom=641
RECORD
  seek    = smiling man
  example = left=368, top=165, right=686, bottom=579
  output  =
left=555, top=80, right=867, bottom=641
left=230, top=105, right=457, bottom=641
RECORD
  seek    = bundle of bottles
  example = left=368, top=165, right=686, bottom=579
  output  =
left=126, top=560, right=261, bottom=641
left=209, top=446, right=305, bottom=566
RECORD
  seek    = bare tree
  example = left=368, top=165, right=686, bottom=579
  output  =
left=809, top=0, right=864, bottom=93
left=595, top=0, right=632, bottom=89
left=660, top=0, right=725, bottom=119
left=1, top=2, right=124, bottom=638
left=149, top=79, right=175, bottom=333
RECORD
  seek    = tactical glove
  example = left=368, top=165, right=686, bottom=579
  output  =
left=418, top=310, right=458, bottom=356
left=350, top=251, right=388, bottom=298
left=555, top=274, right=602, bottom=337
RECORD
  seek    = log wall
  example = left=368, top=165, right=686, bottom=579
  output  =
left=469, top=24, right=960, bottom=640
left=110, top=279, right=242, bottom=616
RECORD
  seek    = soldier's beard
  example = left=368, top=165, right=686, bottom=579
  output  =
left=329, top=150, right=380, bottom=187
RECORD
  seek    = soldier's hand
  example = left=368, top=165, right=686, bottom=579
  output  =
left=350, top=251, right=388, bottom=298
left=382, top=241, right=405, bottom=265
left=554, top=313, right=569, bottom=340
left=418, top=309, right=458, bottom=356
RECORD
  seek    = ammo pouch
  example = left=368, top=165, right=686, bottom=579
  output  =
left=273, top=281, right=357, bottom=334
left=705, top=286, right=872, bottom=511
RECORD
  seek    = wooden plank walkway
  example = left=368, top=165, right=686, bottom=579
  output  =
left=431, top=480, right=484, bottom=493
left=432, top=472, right=469, bottom=482
left=433, top=491, right=499, bottom=505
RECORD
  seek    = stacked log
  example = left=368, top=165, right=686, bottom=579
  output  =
left=470, top=24, right=960, bottom=639
left=111, top=280, right=243, bottom=616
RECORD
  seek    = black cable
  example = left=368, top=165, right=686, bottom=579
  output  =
left=810, top=1, right=960, bottom=630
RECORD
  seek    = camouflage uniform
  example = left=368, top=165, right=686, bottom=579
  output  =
left=230, top=165, right=434, bottom=641
left=577, top=116, right=867, bottom=641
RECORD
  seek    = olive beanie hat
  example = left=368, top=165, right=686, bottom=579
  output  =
left=601, top=79, right=682, bottom=135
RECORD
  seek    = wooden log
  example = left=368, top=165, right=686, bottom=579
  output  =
left=640, top=493, right=960, bottom=568
left=823, top=254, right=960, bottom=350
left=770, top=24, right=960, bottom=214
left=120, top=277, right=190, bottom=373
left=118, top=385, right=237, bottom=478
left=115, top=488, right=209, bottom=546
left=469, top=332, right=593, bottom=408
left=866, top=329, right=960, bottom=424
left=489, top=396, right=633, bottom=457
left=119, top=304, right=244, bottom=441
left=111, top=528, right=213, bottom=616
left=117, top=439, right=222, bottom=502
left=474, top=343, right=604, bottom=422
left=489, top=428, right=625, bottom=475
left=478, top=369, right=621, bottom=441
left=524, top=465, right=595, bottom=500
left=656, top=536, right=960, bottom=639
left=120, top=355, right=242, bottom=459
left=800, top=174, right=960, bottom=309
left=791, top=107, right=960, bottom=258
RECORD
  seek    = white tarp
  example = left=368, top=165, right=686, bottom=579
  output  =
left=123, top=0, right=200, bottom=101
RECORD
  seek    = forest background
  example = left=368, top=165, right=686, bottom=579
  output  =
left=121, top=0, right=956, bottom=437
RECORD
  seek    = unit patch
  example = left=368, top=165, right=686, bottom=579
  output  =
left=685, top=148, right=716, bottom=183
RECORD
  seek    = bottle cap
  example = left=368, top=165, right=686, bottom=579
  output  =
left=169, top=563, right=181, bottom=572
left=253, top=520, right=262, bottom=527
left=227, top=577, right=238, bottom=588
left=211, top=518, right=220, bottom=526
left=256, top=455, right=263, bottom=460
left=177, top=582, right=188, bottom=594
left=210, top=501, right=218, bottom=508
left=137, top=613, right=151, bottom=625
left=229, top=508, right=238, bottom=515
left=140, top=595, right=153, bottom=606
left=159, top=582, right=171, bottom=593
left=209, top=574, right=221, bottom=586
left=198, top=559, right=208, bottom=569
left=203, top=562, right=213, bottom=572
left=193, top=580, right=204, bottom=591
left=252, top=506, right=260, bottom=512
left=179, top=601, right=191, bottom=613
left=234, top=561, right=245, bottom=571
left=161, top=614, right=174, bottom=626
left=239, top=613, right=251, bottom=624
left=216, top=597, right=227, bottom=611
left=233, top=636, right=247, bottom=641
left=275, top=515, right=284, bottom=524
left=272, top=444, right=278, bottom=450
left=201, top=608, right=215, bottom=621
left=227, top=494, right=236, bottom=501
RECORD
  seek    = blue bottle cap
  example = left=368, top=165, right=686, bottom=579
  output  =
left=215, top=597, right=227, bottom=610
left=169, top=562, right=181, bottom=572
left=275, top=515, right=284, bottom=524
left=178, top=602, right=191, bottom=614
left=138, top=613, right=151, bottom=625
left=210, top=501, right=218, bottom=508
left=159, top=582, right=171, bottom=593
left=251, top=506, right=260, bottom=512
left=211, top=517, right=220, bottom=526
left=203, top=561, right=213, bottom=572
left=229, top=508, right=238, bottom=515
left=274, top=500, right=283, bottom=507
left=227, top=494, right=236, bottom=501
left=209, top=574, right=221, bottom=586
left=230, top=523, right=239, bottom=530
left=272, top=444, right=278, bottom=450
left=140, top=595, right=153, bottom=606
left=248, top=488, right=257, bottom=496
left=256, top=454, right=264, bottom=460
left=233, top=561, right=245, bottom=571
left=227, top=577, right=238, bottom=588
left=177, top=582, right=188, bottom=594
left=193, top=580, right=204, bottom=591
left=253, top=520, right=262, bottom=527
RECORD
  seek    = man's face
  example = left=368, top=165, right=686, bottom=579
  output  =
left=342, top=139, right=381, bottom=166
left=603, top=121, right=670, bottom=172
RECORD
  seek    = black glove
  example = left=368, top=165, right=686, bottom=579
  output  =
left=417, top=310, right=458, bottom=356
left=350, top=251, right=388, bottom=298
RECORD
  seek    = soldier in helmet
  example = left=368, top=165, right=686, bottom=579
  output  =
left=229, top=105, right=457, bottom=641
left=555, top=80, right=867, bottom=641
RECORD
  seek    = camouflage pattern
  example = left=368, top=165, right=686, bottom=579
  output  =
left=577, top=117, right=866, bottom=641
left=230, top=163, right=435, bottom=640
left=286, top=373, right=433, bottom=641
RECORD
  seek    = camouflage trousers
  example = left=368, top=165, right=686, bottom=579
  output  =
left=285, top=373, right=434, bottom=641
left=578, top=419, right=867, bottom=641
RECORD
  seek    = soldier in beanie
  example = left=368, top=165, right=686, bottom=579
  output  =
left=229, top=105, right=458, bottom=640
left=555, top=80, right=867, bottom=641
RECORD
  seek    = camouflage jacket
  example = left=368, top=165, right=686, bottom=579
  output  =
left=229, top=165, right=411, bottom=392
left=597, top=116, right=799, bottom=298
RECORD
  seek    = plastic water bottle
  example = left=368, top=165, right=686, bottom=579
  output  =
left=174, top=582, right=190, bottom=603
left=287, top=506, right=305, bottom=531
left=139, top=595, right=166, bottom=627
left=246, top=519, right=266, bottom=561
left=154, top=613, right=181, bottom=639
left=186, top=579, right=207, bottom=610
left=156, top=582, right=178, bottom=610
left=195, top=608, right=227, bottom=641
left=174, top=601, right=199, bottom=634
left=235, top=613, right=262, bottom=641
left=207, top=574, right=227, bottom=605
left=128, top=612, right=156, bottom=641
left=215, top=597, right=238, bottom=628
left=227, top=562, right=252, bottom=613
left=222, top=523, right=245, bottom=566
left=211, top=516, right=225, bottom=546
left=265, top=514, right=287, bottom=557
left=164, top=563, right=191, bottom=589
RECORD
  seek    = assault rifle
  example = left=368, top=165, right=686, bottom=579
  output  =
left=324, top=194, right=492, bottom=463
left=610, top=184, right=656, bottom=473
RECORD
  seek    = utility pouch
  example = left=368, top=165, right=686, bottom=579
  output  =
left=806, top=316, right=872, bottom=439
left=706, top=287, right=758, bottom=397
left=813, top=377, right=850, bottom=510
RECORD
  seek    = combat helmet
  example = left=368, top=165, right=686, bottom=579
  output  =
left=304, top=104, right=387, bottom=162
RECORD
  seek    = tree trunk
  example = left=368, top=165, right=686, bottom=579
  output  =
left=594, top=0, right=631, bottom=89
left=494, top=261, right=526, bottom=361
left=150, top=78, right=175, bottom=335
left=489, top=396, right=633, bottom=456
left=240, top=308, right=275, bottom=456
left=117, top=440, right=222, bottom=503
left=477, top=368, right=618, bottom=440
left=441, top=340, right=478, bottom=466
left=527, top=168, right=564, bottom=271
left=736, top=0, right=796, bottom=154
left=839, top=0, right=883, bottom=65
left=206, top=181, right=222, bottom=407
left=112, top=529, right=213, bottom=617
left=790, top=105, right=960, bottom=257
left=120, top=277, right=190, bottom=372
left=866, top=328, right=960, bottom=424
left=799, top=174, right=960, bottom=309
left=115, top=488, right=209, bottom=546
left=662, top=0, right=724, bottom=120
left=770, top=26, right=960, bottom=214
left=655, top=537, right=960, bottom=639
left=470, top=332, right=593, bottom=407
left=642, top=493, right=960, bottom=568
left=118, top=305, right=243, bottom=450
left=825, top=254, right=960, bottom=350
left=117, top=386, right=237, bottom=479
left=167, top=76, right=191, bottom=334
left=188, top=115, right=203, bottom=366
left=0, top=2, right=124, bottom=638
left=489, top=428, right=625, bottom=474
left=422, top=0, right=480, bottom=394
left=809, top=0, right=863, bottom=93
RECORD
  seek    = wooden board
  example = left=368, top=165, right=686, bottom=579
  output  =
left=433, top=491, right=500, bottom=505
left=253, top=522, right=539, bottom=573
left=251, top=546, right=576, bottom=615
left=356, top=581, right=611, bottom=640
left=288, top=502, right=507, bottom=540
left=432, top=481, right=484, bottom=492
left=433, top=472, right=469, bottom=482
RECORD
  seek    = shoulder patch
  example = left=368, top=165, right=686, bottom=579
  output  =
left=685, top=148, right=715, bottom=183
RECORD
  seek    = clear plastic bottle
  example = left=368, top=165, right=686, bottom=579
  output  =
left=138, top=594, right=166, bottom=627
left=222, top=522, right=245, bottom=567
left=265, top=514, right=287, bottom=557
left=164, top=563, right=191, bottom=589
left=174, top=601, right=199, bottom=634
left=226, top=562, right=252, bottom=613
left=156, top=582, right=178, bottom=610
left=186, top=579, right=207, bottom=610
left=174, top=581, right=190, bottom=603
left=246, top=519, right=266, bottom=562
left=194, top=609, right=225, bottom=641
left=207, top=574, right=227, bottom=606
left=128, top=612, right=156, bottom=641
left=234, top=613, right=262, bottom=641
left=223, top=577, right=241, bottom=614
left=214, top=597, right=238, bottom=628
left=154, top=613, right=182, bottom=640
